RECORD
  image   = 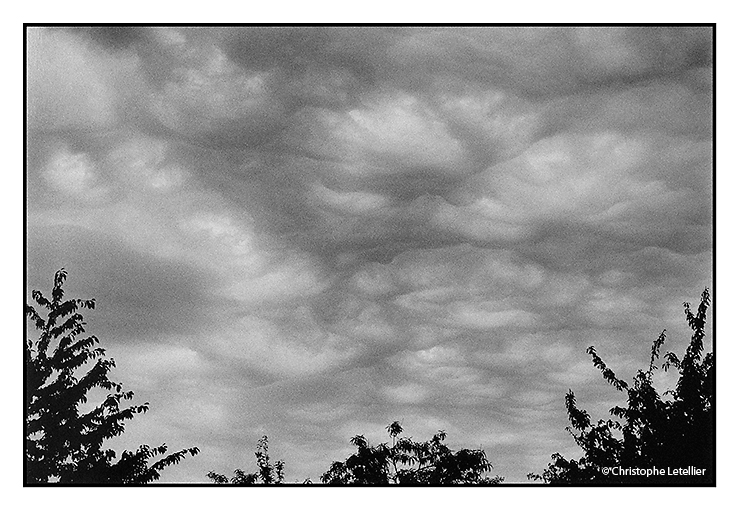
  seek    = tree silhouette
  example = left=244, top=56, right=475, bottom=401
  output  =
left=25, top=269, right=199, bottom=484
left=529, top=289, right=714, bottom=485
left=207, top=436, right=286, bottom=484
left=321, top=421, right=503, bottom=485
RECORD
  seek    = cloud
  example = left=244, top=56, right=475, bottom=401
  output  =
left=26, top=224, right=217, bottom=340
left=27, top=28, right=145, bottom=133
left=42, top=145, right=110, bottom=202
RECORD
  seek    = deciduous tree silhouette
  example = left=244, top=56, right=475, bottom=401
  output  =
left=25, top=269, right=199, bottom=484
left=207, top=436, right=285, bottom=484
left=529, top=289, right=714, bottom=485
left=321, top=421, right=503, bottom=485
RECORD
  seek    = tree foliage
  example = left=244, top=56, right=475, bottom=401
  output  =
left=320, top=421, right=503, bottom=485
left=207, top=436, right=286, bottom=484
left=25, top=269, right=199, bottom=484
left=529, top=289, right=714, bottom=485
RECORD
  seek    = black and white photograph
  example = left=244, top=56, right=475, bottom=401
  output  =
left=24, top=25, right=715, bottom=487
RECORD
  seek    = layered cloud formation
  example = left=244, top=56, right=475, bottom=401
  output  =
left=26, top=26, right=712, bottom=482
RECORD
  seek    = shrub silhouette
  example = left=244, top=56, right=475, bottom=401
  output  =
left=25, top=269, right=199, bottom=484
left=321, top=421, right=503, bottom=485
left=207, top=436, right=286, bottom=484
left=529, top=289, right=714, bottom=485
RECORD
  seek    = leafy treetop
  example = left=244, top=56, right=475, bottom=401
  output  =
left=529, top=289, right=714, bottom=485
left=321, top=421, right=503, bottom=485
left=207, top=436, right=286, bottom=485
left=25, top=269, right=199, bottom=484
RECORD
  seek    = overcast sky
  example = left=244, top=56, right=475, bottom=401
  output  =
left=26, top=26, right=712, bottom=483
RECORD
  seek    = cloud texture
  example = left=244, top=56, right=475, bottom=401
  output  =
left=26, top=26, right=712, bottom=482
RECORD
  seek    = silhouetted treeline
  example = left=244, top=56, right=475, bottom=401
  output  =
left=26, top=270, right=714, bottom=485
left=211, top=423, right=502, bottom=485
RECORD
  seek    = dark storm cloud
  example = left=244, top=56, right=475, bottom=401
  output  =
left=26, top=26, right=712, bottom=482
